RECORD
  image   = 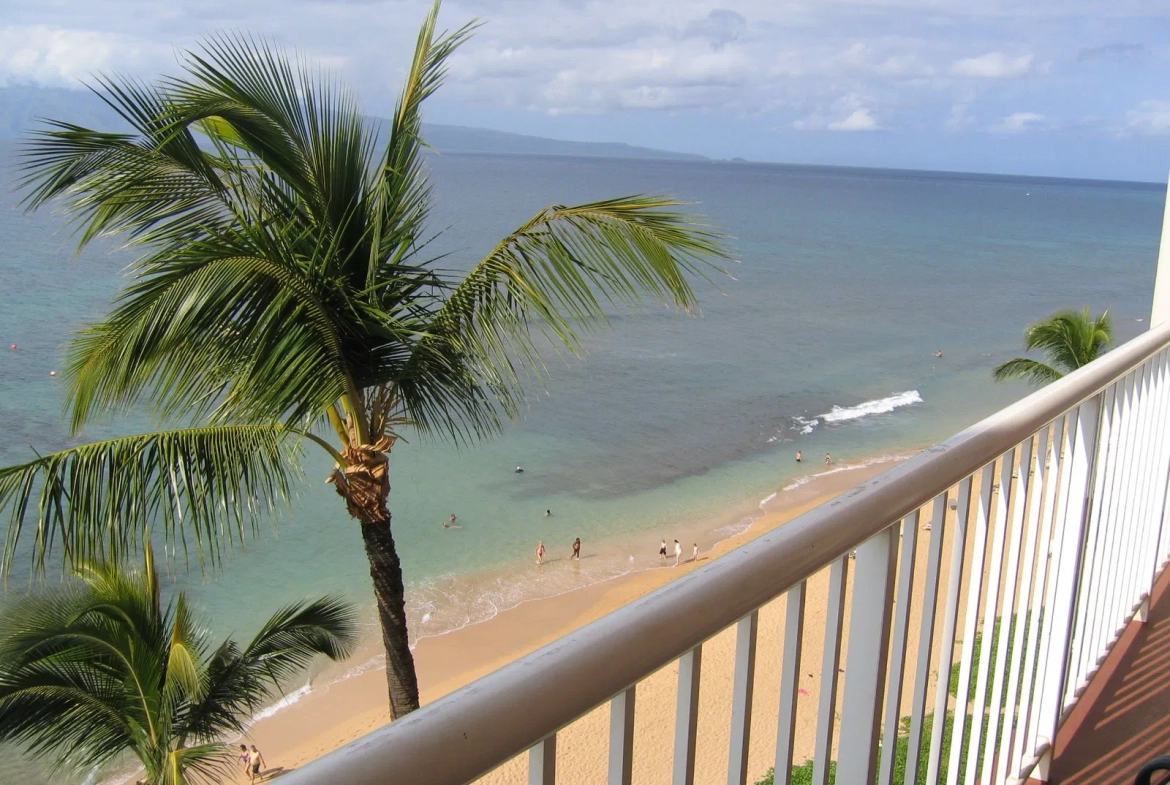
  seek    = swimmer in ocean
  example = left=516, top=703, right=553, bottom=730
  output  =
left=515, top=465, right=524, bottom=473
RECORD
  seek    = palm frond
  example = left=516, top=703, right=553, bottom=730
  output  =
left=65, top=229, right=352, bottom=431
left=0, top=680, right=137, bottom=774
left=0, top=578, right=150, bottom=775
left=992, top=357, right=1065, bottom=386
left=161, top=742, right=233, bottom=785
left=165, top=595, right=206, bottom=704
left=0, top=425, right=301, bottom=579
left=998, top=307, right=1114, bottom=386
left=177, top=597, right=355, bottom=741
left=405, top=196, right=730, bottom=437
left=368, top=2, right=479, bottom=286
left=242, top=595, right=358, bottom=674
left=18, top=75, right=230, bottom=250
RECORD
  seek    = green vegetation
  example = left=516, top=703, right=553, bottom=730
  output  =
left=0, top=547, right=355, bottom=785
left=0, top=0, right=728, bottom=720
left=755, top=712, right=964, bottom=785
left=758, top=613, right=1042, bottom=785
left=993, top=307, right=1113, bottom=386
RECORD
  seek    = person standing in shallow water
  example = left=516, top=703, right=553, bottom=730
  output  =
left=825, top=453, right=831, bottom=466
left=659, top=539, right=668, bottom=560
left=536, top=541, right=545, bottom=565
left=796, top=450, right=802, bottom=462
left=572, top=537, right=581, bottom=560
left=674, top=539, right=682, bottom=566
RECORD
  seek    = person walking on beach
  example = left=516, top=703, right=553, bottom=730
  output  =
left=674, top=539, right=682, bottom=566
left=825, top=452, right=832, bottom=466
left=536, top=541, right=545, bottom=565
left=239, top=745, right=250, bottom=777
left=796, top=450, right=802, bottom=463
left=692, top=543, right=699, bottom=562
left=572, top=537, right=581, bottom=560
left=659, top=539, right=668, bottom=560
left=249, top=745, right=266, bottom=783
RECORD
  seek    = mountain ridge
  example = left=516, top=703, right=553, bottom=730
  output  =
left=0, top=85, right=706, bottom=162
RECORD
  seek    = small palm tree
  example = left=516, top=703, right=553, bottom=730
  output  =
left=993, top=307, right=1113, bottom=386
left=0, top=0, right=728, bottom=719
left=0, top=547, right=356, bottom=785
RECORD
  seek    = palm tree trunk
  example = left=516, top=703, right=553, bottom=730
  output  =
left=328, top=438, right=420, bottom=719
left=359, top=515, right=420, bottom=719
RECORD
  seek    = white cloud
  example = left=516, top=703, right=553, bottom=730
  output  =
left=950, top=51, right=1034, bottom=78
left=947, top=102, right=974, bottom=130
left=1123, top=100, right=1170, bottom=136
left=0, top=25, right=136, bottom=87
left=990, top=111, right=1046, bottom=133
left=0, top=0, right=1160, bottom=150
left=828, top=108, right=881, bottom=131
left=794, top=94, right=883, bottom=132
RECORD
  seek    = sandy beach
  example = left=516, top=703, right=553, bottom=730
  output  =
left=229, top=449, right=977, bottom=785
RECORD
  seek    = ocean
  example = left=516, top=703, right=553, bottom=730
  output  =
left=0, top=144, right=1163, bottom=784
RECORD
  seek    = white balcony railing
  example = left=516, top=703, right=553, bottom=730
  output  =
left=283, top=320, right=1170, bottom=785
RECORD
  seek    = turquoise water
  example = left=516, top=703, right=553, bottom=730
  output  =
left=0, top=145, right=1163, bottom=783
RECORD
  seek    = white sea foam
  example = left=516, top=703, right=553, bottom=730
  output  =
left=793, top=415, right=819, bottom=435
left=758, top=491, right=777, bottom=507
left=332, top=653, right=386, bottom=684
left=251, top=683, right=312, bottom=723
left=818, top=390, right=922, bottom=423
left=781, top=453, right=905, bottom=492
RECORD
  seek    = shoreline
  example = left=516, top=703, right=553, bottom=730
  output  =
left=235, top=448, right=921, bottom=781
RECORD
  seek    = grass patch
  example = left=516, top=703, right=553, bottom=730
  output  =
left=758, top=611, right=1036, bottom=785
left=755, top=712, right=969, bottom=785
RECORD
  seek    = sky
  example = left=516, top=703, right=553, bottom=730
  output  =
left=1, top=0, right=1169, bottom=181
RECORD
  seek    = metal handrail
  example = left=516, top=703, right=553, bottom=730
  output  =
left=284, top=322, right=1170, bottom=785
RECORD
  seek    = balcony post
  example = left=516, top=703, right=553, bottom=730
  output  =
left=529, top=735, right=557, bottom=785
left=837, top=525, right=898, bottom=785
left=1151, top=170, right=1170, bottom=327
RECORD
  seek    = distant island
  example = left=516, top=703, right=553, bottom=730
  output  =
left=0, top=86, right=706, bottom=162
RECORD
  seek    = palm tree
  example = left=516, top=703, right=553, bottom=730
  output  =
left=0, top=546, right=356, bottom=785
left=0, top=2, right=729, bottom=719
left=993, top=307, right=1113, bottom=385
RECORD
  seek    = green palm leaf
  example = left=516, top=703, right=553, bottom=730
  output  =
left=994, top=307, right=1114, bottom=387
left=178, top=597, right=356, bottom=742
left=405, top=197, right=726, bottom=437
left=0, top=425, right=300, bottom=577
left=0, top=557, right=355, bottom=784
left=991, top=357, right=1066, bottom=385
